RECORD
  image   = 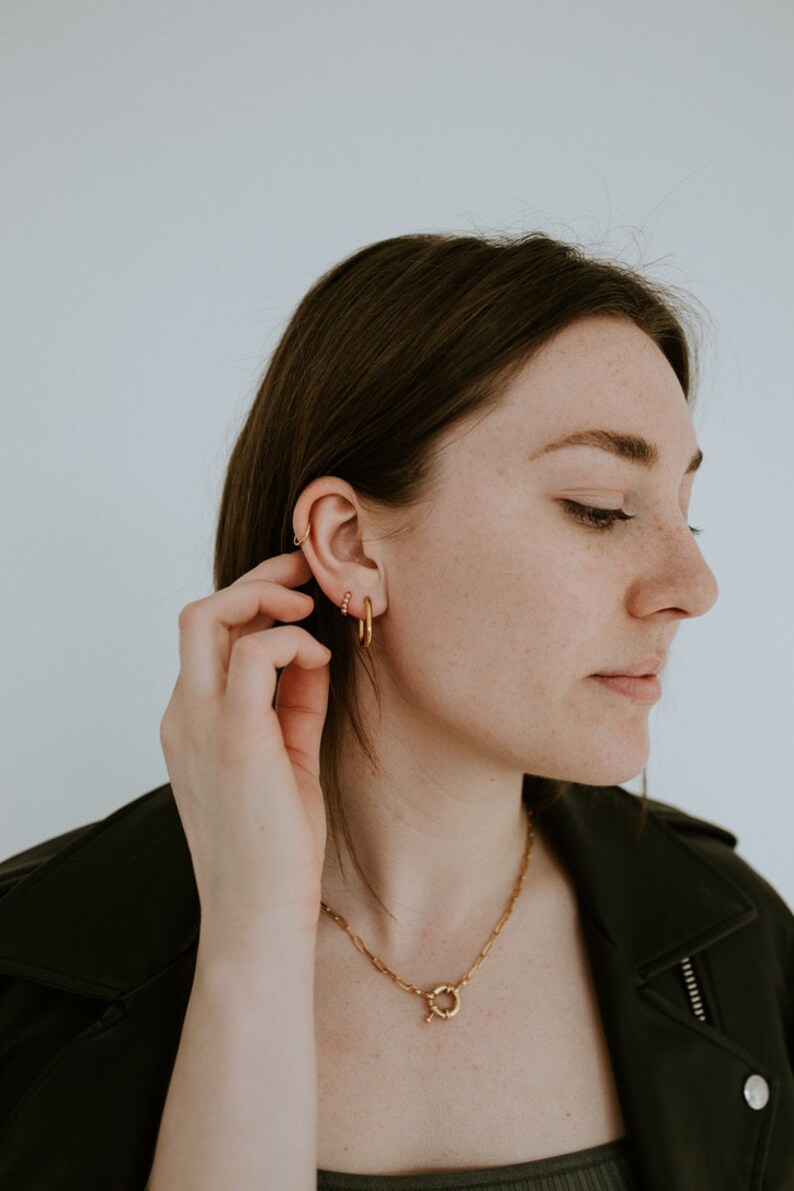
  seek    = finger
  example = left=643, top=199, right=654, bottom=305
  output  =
left=223, top=624, right=330, bottom=739
left=230, top=548, right=314, bottom=589
left=230, top=550, right=319, bottom=640
left=274, top=658, right=332, bottom=781
left=178, top=581, right=315, bottom=701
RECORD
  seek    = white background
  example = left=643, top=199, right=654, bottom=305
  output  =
left=2, top=1, right=792, bottom=908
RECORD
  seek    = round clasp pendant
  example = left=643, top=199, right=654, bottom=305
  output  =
left=424, top=983, right=461, bottom=1023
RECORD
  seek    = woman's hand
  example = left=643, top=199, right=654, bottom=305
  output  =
left=159, top=550, right=332, bottom=949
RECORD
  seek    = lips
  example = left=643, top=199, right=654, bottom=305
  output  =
left=593, top=656, right=666, bottom=678
left=589, top=674, right=662, bottom=704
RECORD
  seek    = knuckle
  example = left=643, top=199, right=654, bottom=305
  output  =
left=159, top=693, right=184, bottom=744
left=177, top=601, right=203, bottom=629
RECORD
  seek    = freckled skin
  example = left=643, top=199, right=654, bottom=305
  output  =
left=296, top=315, right=719, bottom=954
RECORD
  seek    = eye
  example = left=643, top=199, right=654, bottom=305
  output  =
left=559, top=500, right=633, bottom=531
left=559, top=500, right=704, bottom=537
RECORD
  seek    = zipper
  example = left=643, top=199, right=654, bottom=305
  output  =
left=680, top=954, right=708, bottom=1022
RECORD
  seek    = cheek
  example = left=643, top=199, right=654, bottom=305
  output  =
left=406, top=540, right=607, bottom=703
left=503, top=541, right=606, bottom=644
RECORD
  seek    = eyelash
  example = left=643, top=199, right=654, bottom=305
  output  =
left=560, top=500, right=704, bottom=537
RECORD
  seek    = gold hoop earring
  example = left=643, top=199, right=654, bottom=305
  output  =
left=358, top=595, right=373, bottom=649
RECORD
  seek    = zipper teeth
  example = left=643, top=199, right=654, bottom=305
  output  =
left=680, top=955, right=707, bottom=1022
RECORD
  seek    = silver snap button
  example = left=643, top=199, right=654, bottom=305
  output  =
left=743, top=1074, right=769, bottom=1110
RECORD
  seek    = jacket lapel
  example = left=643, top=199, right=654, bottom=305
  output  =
left=535, top=782, right=772, bottom=1190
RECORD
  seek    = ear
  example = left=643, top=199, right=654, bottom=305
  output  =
left=293, top=476, right=387, bottom=621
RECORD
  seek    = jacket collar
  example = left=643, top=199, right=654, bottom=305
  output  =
left=0, top=780, right=756, bottom=999
left=533, top=779, right=757, bottom=977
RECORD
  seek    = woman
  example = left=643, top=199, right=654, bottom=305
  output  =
left=0, top=232, right=791, bottom=1190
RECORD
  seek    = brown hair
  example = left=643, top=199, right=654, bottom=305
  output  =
left=213, top=230, right=704, bottom=912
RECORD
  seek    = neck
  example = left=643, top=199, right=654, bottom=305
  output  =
left=319, top=739, right=541, bottom=965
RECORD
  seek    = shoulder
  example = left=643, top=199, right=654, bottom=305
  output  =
left=0, top=820, right=101, bottom=896
left=642, top=791, right=794, bottom=953
left=0, top=781, right=186, bottom=889
left=0, top=783, right=198, bottom=998
left=641, top=792, right=739, bottom=845
left=0, top=783, right=173, bottom=880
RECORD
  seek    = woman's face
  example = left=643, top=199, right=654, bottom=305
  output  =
left=375, top=314, right=719, bottom=787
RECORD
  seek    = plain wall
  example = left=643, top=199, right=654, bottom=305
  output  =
left=2, top=0, right=792, bottom=907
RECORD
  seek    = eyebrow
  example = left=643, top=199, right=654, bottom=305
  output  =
left=529, top=428, right=704, bottom=475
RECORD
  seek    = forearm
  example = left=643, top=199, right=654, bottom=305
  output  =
left=146, top=926, right=318, bottom=1189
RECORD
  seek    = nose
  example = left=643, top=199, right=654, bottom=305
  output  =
left=630, top=522, right=720, bottom=620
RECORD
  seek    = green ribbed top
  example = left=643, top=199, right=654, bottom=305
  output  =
left=317, top=1137, right=636, bottom=1190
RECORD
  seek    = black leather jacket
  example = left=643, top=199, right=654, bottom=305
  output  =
left=0, top=780, right=792, bottom=1189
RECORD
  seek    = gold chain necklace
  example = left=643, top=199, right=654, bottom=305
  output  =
left=320, top=803, right=535, bottom=1024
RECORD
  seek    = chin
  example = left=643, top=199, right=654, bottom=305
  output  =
left=533, top=743, right=650, bottom=789
left=577, top=752, right=650, bottom=788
